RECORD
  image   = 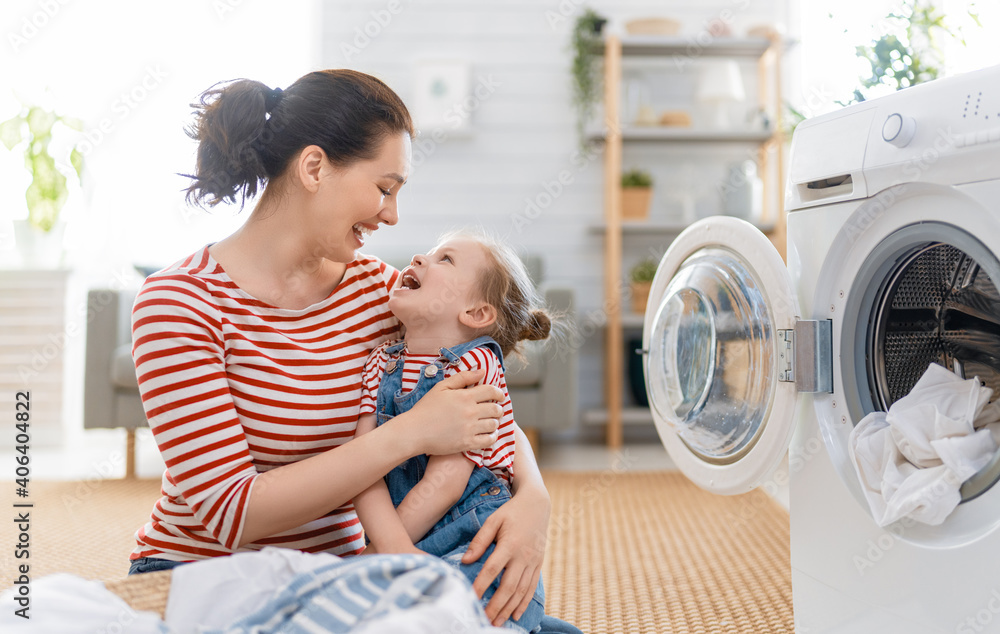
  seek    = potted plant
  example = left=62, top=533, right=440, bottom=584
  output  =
left=571, top=7, right=607, bottom=147
left=1, top=103, right=84, bottom=267
left=629, top=257, right=658, bottom=314
left=621, top=168, right=653, bottom=220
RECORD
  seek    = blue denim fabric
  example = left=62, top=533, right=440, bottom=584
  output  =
left=376, top=337, right=546, bottom=632
left=128, top=556, right=189, bottom=575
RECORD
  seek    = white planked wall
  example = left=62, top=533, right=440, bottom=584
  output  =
left=321, top=0, right=795, bottom=432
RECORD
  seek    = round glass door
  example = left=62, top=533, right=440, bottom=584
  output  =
left=647, top=247, right=774, bottom=463
left=643, top=216, right=798, bottom=494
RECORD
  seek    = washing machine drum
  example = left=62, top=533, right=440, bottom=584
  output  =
left=870, top=242, right=1000, bottom=411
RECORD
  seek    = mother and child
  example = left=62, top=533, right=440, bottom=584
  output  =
left=127, top=67, right=580, bottom=633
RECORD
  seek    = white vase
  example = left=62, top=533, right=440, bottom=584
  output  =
left=12, top=219, right=66, bottom=269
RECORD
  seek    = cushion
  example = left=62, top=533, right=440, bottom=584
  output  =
left=110, top=344, right=139, bottom=390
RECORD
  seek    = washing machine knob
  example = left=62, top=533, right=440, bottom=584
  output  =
left=882, top=112, right=916, bottom=147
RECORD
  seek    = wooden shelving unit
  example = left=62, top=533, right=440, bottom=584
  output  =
left=593, top=34, right=786, bottom=448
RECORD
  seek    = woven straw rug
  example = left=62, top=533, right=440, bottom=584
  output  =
left=1, top=471, right=793, bottom=633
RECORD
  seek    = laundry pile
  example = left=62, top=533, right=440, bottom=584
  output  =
left=849, top=363, right=1000, bottom=527
left=0, top=548, right=508, bottom=633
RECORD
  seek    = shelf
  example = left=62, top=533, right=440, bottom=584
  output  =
left=595, top=33, right=787, bottom=450
left=588, top=126, right=775, bottom=144
left=583, top=406, right=655, bottom=426
left=588, top=219, right=776, bottom=235
left=588, top=220, right=686, bottom=234
left=595, top=36, right=773, bottom=58
left=622, top=313, right=645, bottom=329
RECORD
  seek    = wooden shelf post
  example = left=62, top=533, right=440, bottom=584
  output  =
left=603, top=35, right=624, bottom=449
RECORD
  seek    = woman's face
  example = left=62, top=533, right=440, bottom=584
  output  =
left=312, top=131, right=411, bottom=263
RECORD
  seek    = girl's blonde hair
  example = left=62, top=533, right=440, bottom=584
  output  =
left=439, top=229, right=552, bottom=359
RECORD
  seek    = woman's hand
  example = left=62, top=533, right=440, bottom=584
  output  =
left=398, top=370, right=504, bottom=455
left=462, top=486, right=551, bottom=627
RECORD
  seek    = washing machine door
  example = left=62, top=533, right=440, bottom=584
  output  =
left=644, top=216, right=799, bottom=495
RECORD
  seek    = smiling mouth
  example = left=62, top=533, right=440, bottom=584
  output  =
left=399, top=271, right=421, bottom=290
left=353, top=223, right=374, bottom=244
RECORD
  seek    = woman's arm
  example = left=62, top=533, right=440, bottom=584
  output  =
left=462, top=425, right=551, bottom=627
left=240, top=372, right=503, bottom=546
left=395, top=454, right=476, bottom=543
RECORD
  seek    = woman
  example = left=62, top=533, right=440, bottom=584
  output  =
left=129, top=69, right=578, bottom=632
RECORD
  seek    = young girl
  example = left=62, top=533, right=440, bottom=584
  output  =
left=354, top=230, right=553, bottom=633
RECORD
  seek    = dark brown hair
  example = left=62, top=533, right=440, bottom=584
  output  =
left=183, top=69, right=414, bottom=207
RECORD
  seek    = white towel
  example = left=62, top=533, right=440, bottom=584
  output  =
left=849, top=363, right=1000, bottom=527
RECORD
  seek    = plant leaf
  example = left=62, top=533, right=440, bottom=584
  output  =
left=70, top=147, right=84, bottom=180
left=0, top=116, right=24, bottom=150
left=62, top=116, right=84, bottom=131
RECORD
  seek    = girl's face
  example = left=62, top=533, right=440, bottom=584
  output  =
left=389, top=237, right=491, bottom=329
left=310, top=131, right=411, bottom=263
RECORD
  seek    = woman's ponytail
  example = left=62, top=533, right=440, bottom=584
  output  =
left=183, top=79, right=273, bottom=207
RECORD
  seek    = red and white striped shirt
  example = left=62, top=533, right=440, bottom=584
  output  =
left=359, top=341, right=516, bottom=482
left=130, top=246, right=400, bottom=562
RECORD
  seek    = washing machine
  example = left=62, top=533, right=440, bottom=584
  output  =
left=643, top=63, right=1000, bottom=633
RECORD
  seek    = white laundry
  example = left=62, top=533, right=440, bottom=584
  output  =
left=849, top=363, right=1000, bottom=527
left=0, top=549, right=507, bottom=634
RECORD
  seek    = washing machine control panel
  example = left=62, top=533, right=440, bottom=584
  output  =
left=787, top=65, right=1000, bottom=212
left=881, top=113, right=916, bottom=147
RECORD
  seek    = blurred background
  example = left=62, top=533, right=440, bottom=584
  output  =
left=1, top=0, right=996, bottom=473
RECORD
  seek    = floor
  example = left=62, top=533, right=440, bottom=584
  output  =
left=3, top=427, right=789, bottom=509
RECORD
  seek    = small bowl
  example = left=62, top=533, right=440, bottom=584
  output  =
left=625, top=17, right=682, bottom=36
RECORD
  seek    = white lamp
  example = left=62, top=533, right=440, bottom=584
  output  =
left=696, top=60, right=746, bottom=130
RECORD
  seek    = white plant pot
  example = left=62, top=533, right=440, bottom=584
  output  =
left=12, top=219, right=66, bottom=269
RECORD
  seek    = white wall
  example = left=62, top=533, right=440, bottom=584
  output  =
left=320, top=0, right=795, bottom=427
left=1, top=0, right=322, bottom=444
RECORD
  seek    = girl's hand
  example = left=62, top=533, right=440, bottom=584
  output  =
left=462, top=486, right=550, bottom=627
left=400, top=370, right=504, bottom=455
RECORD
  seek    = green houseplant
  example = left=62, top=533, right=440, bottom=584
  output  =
left=629, top=257, right=658, bottom=314
left=1, top=103, right=84, bottom=266
left=621, top=168, right=653, bottom=220
left=844, top=0, right=977, bottom=104
left=571, top=7, right=607, bottom=147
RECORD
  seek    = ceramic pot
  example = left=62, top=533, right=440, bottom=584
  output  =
left=630, top=280, right=652, bottom=314
left=12, top=219, right=65, bottom=268
left=622, top=187, right=652, bottom=220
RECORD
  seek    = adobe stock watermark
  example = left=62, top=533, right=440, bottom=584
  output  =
left=724, top=435, right=825, bottom=536
left=75, top=65, right=170, bottom=158
left=61, top=451, right=125, bottom=513
left=842, top=125, right=956, bottom=242
left=852, top=469, right=963, bottom=576
left=339, top=0, right=408, bottom=63
left=672, top=0, right=753, bottom=71
left=410, top=74, right=501, bottom=169
left=956, top=588, right=1000, bottom=634
left=552, top=243, right=666, bottom=364
left=17, top=268, right=137, bottom=385
left=543, top=0, right=594, bottom=30
left=7, top=0, right=72, bottom=54
left=212, top=0, right=249, bottom=20
left=544, top=448, right=638, bottom=545
left=510, top=140, right=602, bottom=234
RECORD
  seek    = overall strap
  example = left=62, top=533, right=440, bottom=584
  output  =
left=438, top=335, right=505, bottom=372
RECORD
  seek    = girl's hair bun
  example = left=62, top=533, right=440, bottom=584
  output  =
left=519, top=310, right=551, bottom=341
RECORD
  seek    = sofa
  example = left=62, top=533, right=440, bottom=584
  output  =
left=83, top=257, right=577, bottom=475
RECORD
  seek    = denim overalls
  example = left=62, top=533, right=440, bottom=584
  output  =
left=375, top=335, right=545, bottom=633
